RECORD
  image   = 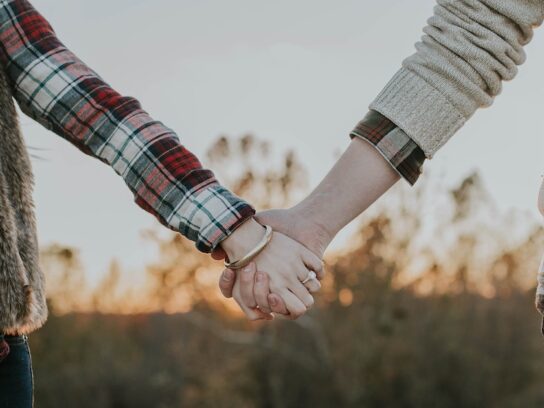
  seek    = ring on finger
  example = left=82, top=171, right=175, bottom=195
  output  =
left=301, top=271, right=317, bottom=284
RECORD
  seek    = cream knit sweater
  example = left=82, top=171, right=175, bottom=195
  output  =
left=370, top=0, right=544, bottom=158
left=369, top=0, right=544, bottom=316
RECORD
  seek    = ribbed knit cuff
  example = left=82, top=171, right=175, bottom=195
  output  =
left=369, top=67, right=466, bottom=159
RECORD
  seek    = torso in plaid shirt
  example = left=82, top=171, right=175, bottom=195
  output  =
left=0, top=0, right=425, bottom=254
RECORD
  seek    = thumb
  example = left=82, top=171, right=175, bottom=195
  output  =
left=218, top=268, right=236, bottom=298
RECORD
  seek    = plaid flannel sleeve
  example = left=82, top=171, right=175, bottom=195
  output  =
left=0, top=0, right=255, bottom=253
left=350, top=110, right=426, bottom=186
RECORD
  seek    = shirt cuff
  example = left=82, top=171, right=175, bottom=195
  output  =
left=349, top=110, right=426, bottom=186
left=170, top=182, right=256, bottom=253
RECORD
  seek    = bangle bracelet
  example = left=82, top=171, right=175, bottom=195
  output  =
left=224, top=225, right=273, bottom=270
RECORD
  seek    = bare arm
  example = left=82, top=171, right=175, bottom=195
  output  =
left=218, top=138, right=401, bottom=317
left=295, top=138, right=399, bottom=245
left=255, top=138, right=400, bottom=258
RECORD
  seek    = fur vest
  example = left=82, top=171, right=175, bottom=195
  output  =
left=0, top=67, right=47, bottom=335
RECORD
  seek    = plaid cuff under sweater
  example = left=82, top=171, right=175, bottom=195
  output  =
left=350, top=110, right=426, bottom=186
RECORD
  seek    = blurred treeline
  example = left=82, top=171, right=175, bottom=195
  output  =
left=30, top=136, right=544, bottom=407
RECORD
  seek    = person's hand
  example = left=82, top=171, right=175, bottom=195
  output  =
left=240, top=230, right=323, bottom=318
left=215, top=227, right=290, bottom=319
left=215, top=209, right=331, bottom=319
left=219, top=262, right=290, bottom=320
left=219, top=217, right=324, bottom=320
left=217, top=137, right=401, bottom=319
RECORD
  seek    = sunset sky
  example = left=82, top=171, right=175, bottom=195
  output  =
left=23, top=0, right=544, bottom=286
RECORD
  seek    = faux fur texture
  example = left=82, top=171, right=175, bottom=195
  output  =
left=0, top=68, right=47, bottom=335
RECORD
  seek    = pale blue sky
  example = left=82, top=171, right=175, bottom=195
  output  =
left=24, top=0, right=544, bottom=285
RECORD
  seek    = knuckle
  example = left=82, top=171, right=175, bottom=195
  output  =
left=256, top=271, right=268, bottom=284
left=271, top=303, right=286, bottom=314
left=241, top=271, right=253, bottom=283
left=244, top=299, right=257, bottom=309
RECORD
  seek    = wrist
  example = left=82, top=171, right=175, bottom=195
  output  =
left=220, top=217, right=267, bottom=261
left=292, top=199, right=335, bottom=241
left=286, top=204, right=334, bottom=257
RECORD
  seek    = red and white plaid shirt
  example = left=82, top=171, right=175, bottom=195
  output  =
left=0, top=0, right=256, bottom=253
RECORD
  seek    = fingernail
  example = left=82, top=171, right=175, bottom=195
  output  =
left=256, top=272, right=264, bottom=282
left=243, top=265, right=252, bottom=273
left=223, top=270, right=234, bottom=280
left=269, top=296, right=277, bottom=306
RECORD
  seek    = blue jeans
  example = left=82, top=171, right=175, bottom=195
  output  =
left=0, top=334, right=34, bottom=408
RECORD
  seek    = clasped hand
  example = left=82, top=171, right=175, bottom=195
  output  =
left=215, top=209, right=331, bottom=320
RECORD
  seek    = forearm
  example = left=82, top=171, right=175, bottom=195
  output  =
left=294, top=138, right=400, bottom=241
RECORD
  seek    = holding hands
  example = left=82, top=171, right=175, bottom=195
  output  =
left=218, top=217, right=325, bottom=320
left=215, top=137, right=401, bottom=321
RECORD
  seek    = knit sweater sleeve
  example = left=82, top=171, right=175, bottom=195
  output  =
left=369, top=0, right=544, bottom=159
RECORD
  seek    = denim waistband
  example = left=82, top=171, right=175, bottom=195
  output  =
left=0, top=333, right=27, bottom=362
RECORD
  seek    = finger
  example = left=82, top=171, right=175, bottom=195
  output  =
left=303, top=278, right=321, bottom=294
left=268, top=293, right=289, bottom=315
left=232, top=276, right=272, bottom=321
left=235, top=298, right=273, bottom=321
left=295, top=265, right=319, bottom=290
left=240, top=263, right=257, bottom=309
left=254, top=271, right=272, bottom=313
left=247, top=307, right=274, bottom=321
left=298, top=261, right=322, bottom=293
left=278, top=289, right=307, bottom=319
left=211, top=247, right=227, bottom=261
left=288, top=278, right=315, bottom=310
left=301, top=250, right=325, bottom=280
left=218, top=268, right=236, bottom=298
